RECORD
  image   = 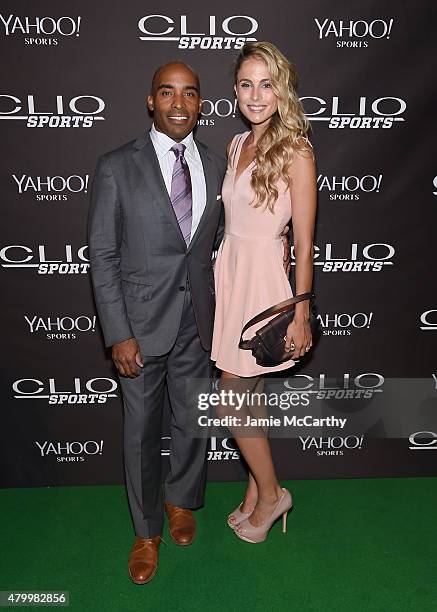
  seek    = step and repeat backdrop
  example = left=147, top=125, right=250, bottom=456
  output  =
left=1, top=1, right=436, bottom=487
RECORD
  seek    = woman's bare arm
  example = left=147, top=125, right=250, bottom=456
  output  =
left=284, top=140, right=317, bottom=357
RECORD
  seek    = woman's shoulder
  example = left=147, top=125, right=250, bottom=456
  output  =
left=285, top=135, right=316, bottom=183
left=294, top=135, right=314, bottom=155
left=288, top=135, right=315, bottom=171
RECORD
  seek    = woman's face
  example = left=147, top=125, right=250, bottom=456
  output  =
left=235, top=57, right=278, bottom=127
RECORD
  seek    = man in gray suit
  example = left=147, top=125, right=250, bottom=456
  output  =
left=89, top=61, right=290, bottom=584
left=88, top=61, right=226, bottom=584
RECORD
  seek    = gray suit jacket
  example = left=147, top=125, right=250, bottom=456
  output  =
left=88, top=132, right=226, bottom=355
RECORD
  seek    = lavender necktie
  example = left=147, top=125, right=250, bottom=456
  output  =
left=170, top=143, right=192, bottom=246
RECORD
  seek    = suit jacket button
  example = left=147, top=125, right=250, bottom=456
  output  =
left=179, top=286, right=185, bottom=291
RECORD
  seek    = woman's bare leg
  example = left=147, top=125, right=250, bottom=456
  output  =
left=240, top=471, right=258, bottom=513
left=220, top=371, right=283, bottom=527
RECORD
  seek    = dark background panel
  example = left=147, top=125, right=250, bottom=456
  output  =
left=1, top=0, right=436, bottom=486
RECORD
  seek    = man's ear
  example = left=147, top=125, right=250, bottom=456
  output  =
left=198, top=97, right=203, bottom=114
left=233, top=85, right=237, bottom=97
left=147, top=94, right=154, bottom=112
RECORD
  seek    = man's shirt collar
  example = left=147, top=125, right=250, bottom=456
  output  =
left=150, top=123, right=195, bottom=159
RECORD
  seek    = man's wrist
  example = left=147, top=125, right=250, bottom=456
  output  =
left=112, top=336, right=135, bottom=348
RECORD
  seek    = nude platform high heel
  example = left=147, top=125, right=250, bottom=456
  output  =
left=234, top=488, right=292, bottom=543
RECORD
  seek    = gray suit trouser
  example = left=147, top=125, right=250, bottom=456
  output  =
left=119, top=283, right=210, bottom=538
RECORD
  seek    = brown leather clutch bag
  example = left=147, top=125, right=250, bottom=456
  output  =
left=239, top=293, right=319, bottom=367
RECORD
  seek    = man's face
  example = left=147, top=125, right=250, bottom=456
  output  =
left=147, top=63, right=202, bottom=141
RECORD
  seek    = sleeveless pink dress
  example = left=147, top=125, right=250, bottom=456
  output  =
left=211, top=131, right=296, bottom=377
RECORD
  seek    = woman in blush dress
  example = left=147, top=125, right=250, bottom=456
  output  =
left=210, top=42, right=317, bottom=543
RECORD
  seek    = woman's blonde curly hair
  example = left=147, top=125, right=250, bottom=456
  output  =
left=234, top=41, right=313, bottom=212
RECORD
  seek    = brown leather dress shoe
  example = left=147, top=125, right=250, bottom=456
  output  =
left=128, top=535, right=160, bottom=584
left=164, top=501, right=196, bottom=546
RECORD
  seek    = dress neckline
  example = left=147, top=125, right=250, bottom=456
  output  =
left=233, top=131, right=256, bottom=184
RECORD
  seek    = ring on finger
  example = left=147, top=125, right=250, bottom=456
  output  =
left=284, top=337, right=295, bottom=351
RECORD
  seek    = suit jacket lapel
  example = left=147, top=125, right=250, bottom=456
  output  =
left=188, top=138, right=217, bottom=251
left=132, top=133, right=187, bottom=249
left=132, top=132, right=218, bottom=252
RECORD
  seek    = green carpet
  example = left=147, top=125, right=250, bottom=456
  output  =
left=0, top=478, right=436, bottom=611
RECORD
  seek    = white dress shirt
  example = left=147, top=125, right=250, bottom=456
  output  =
left=149, top=123, right=207, bottom=240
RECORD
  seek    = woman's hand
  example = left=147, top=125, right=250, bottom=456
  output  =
left=280, top=225, right=291, bottom=277
left=284, top=317, right=312, bottom=359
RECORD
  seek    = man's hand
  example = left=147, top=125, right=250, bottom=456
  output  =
left=280, top=225, right=291, bottom=277
left=112, top=338, right=144, bottom=378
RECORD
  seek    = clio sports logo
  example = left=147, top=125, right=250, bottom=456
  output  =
left=138, top=14, right=258, bottom=49
left=301, top=95, right=406, bottom=129
left=314, top=18, right=394, bottom=48
left=208, top=437, right=240, bottom=461
left=408, top=431, right=437, bottom=450
left=420, top=310, right=437, bottom=331
left=13, top=377, right=118, bottom=405
left=282, top=372, right=385, bottom=400
left=0, top=94, right=105, bottom=128
left=160, top=435, right=241, bottom=460
left=0, top=244, right=89, bottom=274
left=291, top=242, right=395, bottom=272
left=0, top=13, right=82, bottom=45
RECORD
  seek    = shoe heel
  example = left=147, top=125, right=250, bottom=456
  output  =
left=282, top=511, right=288, bottom=533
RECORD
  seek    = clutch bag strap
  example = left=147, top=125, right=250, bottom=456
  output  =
left=239, top=292, right=315, bottom=349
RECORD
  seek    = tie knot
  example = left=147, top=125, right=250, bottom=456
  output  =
left=171, top=143, right=186, bottom=159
